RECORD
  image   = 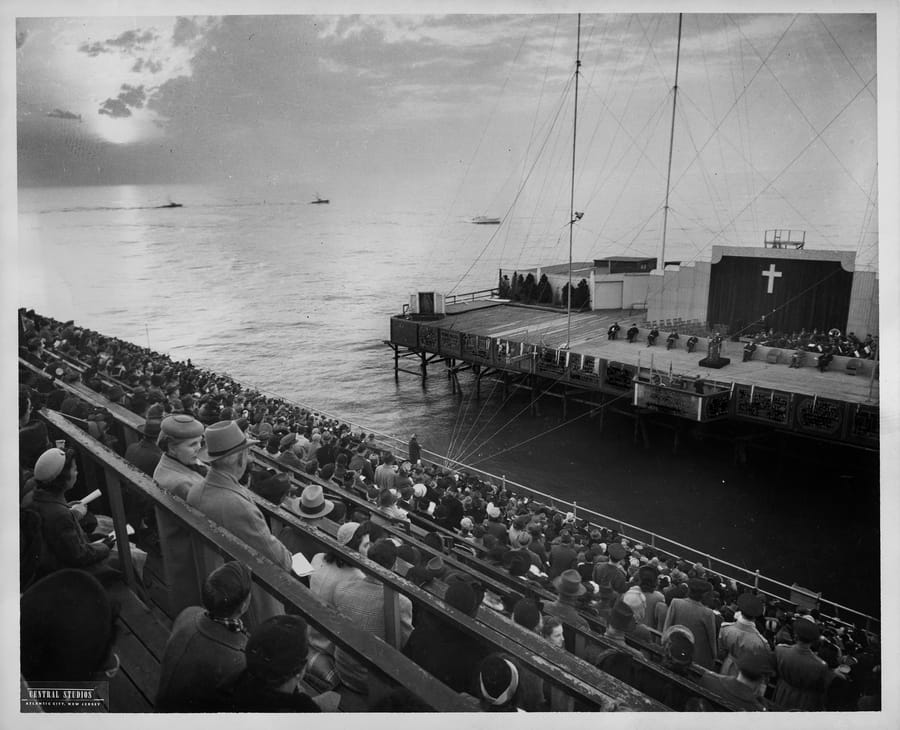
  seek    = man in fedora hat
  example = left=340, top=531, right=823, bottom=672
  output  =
left=188, top=420, right=290, bottom=629
left=276, top=483, right=337, bottom=560
left=544, top=569, right=590, bottom=656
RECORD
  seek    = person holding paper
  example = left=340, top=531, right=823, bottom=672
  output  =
left=25, top=447, right=113, bottom=578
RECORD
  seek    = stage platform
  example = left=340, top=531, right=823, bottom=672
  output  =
left=389, top=301, right=879, bottom=450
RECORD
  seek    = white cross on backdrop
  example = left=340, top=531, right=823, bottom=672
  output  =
left=762, top=263, right=782, bottom=294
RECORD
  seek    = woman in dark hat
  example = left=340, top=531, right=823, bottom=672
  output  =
left=21, top=569, right=121, bottom=709
left=226, top=615, right=340, bottom=712
left=403, top=579, right=489, bottom=694
left=152, top=414, right=207, bottom=615
left=477, top=653, right=522, bottom=711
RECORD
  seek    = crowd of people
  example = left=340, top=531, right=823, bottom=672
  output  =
left=18, top=308, right=881, bottom=712
left=748, top=327, right=877, bottom=360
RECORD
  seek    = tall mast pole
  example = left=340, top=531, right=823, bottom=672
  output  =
left=660, top=13, right=683, bottom=271
left=566, top=14, right=582, bottom=348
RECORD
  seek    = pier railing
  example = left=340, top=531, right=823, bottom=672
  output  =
left=445, top=288, right=499, bottom=304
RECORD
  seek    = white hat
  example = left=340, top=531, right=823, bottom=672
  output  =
left=336, top=522, right=360, bottom=546
left=486, top=503, right=501, bottom=519
left=34, top=448, right=67, bottom=482
left=412, top=483, right=427, bottom=498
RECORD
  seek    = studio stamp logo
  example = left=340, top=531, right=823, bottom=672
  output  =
left=21, top=681, right=108, bottom=712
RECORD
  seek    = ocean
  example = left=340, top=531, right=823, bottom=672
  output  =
left=17, top=183, right=879, bottom=617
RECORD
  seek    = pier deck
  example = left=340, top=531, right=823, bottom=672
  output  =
left=435, top=301, right=877, bottom=404
left=389, top=301, right=878, bottom=450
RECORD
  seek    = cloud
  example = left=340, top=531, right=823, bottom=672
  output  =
left=97, top=84, right=147, bottom=117
left=98, top=98, right=132, bottom=118
left=173, top=17, right=201, bottom=46
left=107, top=29, right=157, bottom=49
left=46, top=109, right=82, bottom=121
left=78, top=41, right=110, bottom=57
left=132, top=57, right=164, bottom=73
left=118, top=84, right=146, bottom=108
left=78, top=28, right=157, bottom=57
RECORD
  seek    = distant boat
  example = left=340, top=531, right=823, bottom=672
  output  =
left=471, top=216, right=501, bottom=225
left=310, top=194, right=330, bottom=205
left=156, top=202, right=183, bottom=209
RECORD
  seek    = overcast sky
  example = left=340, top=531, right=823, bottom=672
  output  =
left=5, top=3, right=896, bottom=270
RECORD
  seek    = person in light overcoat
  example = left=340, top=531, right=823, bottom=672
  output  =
left=153, top=414, right=207, bottom=616
left=188, top=421, right=291, bottom=630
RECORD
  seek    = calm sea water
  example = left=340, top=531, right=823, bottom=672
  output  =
left=17, top=183, right=879, bottom=616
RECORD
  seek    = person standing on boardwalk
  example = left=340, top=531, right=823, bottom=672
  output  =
left=188, top=420, right=290, bottom=629
left=663, top=578, right=718, bottom=670
left=408, top=433, right=421, bottom=465
left=607, top=322, right=621, bottom=340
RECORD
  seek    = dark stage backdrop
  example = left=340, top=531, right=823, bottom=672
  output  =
left=707, top=256, right=853, bottom=335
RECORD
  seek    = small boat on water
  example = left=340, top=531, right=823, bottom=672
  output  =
left=310, top=194, right=330, bottom=205
left=471, top=216, right=501, bottom=225
left=156, top=202, right=183, bottom=209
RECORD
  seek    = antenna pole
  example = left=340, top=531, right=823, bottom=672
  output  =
left=660, top=13, right=683, bottom=271
left=566, top=14, right=582, bottom=349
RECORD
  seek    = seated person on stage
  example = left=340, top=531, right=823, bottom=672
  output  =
left=607, top=322, right=621, bottom=340
left=685, top=335, right=699, bottom=353
left=626, top=325, right=640, bottom=343
left=646, top=328, right=659, bottom=347
left=789, top=349, right=803, bottom=368
left=742, top=341, right=757, bottom=362
left=666, top=331, right=679, bottom=350
left=817, top=347, right=834, bottom=372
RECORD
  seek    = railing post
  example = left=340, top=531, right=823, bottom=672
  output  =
left=754, top=570, right=760, bottom=591
left=102, top=465, right=145, bottom=600
left=383, top=584, right=403, bottom=649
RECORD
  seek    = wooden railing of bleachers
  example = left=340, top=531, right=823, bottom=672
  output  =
left=32, top=390, right=679, bottom=711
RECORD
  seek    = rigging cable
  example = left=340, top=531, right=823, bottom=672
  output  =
left=673, top=72, right=876, bottom=268
left=447, top=74, right=576, bottom=294
left=727, top=14, right=877, bottom=209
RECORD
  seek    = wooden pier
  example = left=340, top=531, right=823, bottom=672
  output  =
left=387, top=300, right=879, bottom=452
